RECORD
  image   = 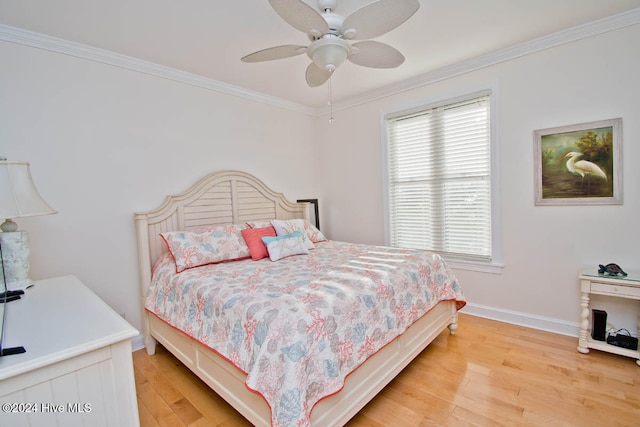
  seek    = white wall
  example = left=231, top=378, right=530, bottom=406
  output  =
left=0, top=40, right=319, bottom=334
left=2, top=23, right=638, bottom=341
left=315, top=25, right=640, bottom=334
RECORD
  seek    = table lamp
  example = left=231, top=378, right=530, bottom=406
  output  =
left=0, top=158, right=57, bottom=290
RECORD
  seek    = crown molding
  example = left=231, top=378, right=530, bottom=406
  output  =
left=0, top=24, right=316, bottom=116
left=2, top=7, right=639, bottom=118
left=327, top=7, right=640, bottom=114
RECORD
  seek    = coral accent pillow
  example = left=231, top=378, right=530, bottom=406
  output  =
left=262, top=231, right=309, bottom=261
left=241, top=226, right=276, bottom=261
left=160, top=225, right=250, bottom=273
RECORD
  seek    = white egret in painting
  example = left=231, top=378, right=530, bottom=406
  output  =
left=563, top=151, right=607, bottom=188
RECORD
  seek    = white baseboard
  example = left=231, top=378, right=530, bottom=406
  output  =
left=131, top=334, right=145, bottom=352
left=461, top=302, right=580, bottom=337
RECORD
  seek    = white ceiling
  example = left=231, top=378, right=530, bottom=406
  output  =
left=2, top=0, right=640, bottom=109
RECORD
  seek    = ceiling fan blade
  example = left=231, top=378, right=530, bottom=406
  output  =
left=269, top=0, right=329, bottom=39
left=349, top=41, right=405, bottom=68
left=241, top=45, right=307, bottom=63
left=305, top=62, right=331, bottom=87
left=341, top=0, right=419, bottom=40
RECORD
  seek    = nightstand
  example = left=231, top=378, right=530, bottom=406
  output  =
left=0, top=275, right=140, bottom=426
left=577, top=268, right=640, bottom=365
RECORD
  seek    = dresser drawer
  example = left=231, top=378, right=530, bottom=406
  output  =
left=591, top=282, right=640, bottom=298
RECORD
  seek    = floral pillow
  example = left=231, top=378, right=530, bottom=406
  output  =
left=160, top=225, right=250, bottom=273
left=261, top=231, right=309, bottom=261
left=246, top=220, right=273, bottom=229
left=301, top=221, right=327, bottom=243
left=241, top=226, right=276, bottom=261
left=271, top=219, right=321, bottom=248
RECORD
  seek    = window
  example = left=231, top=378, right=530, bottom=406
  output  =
left=384, top=93, right=495, bottom=265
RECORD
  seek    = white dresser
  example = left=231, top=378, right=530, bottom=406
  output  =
left=0, top=275, right=140, bottom=426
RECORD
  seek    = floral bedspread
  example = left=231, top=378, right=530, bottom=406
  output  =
left=145, top=240, right=465, bottom=426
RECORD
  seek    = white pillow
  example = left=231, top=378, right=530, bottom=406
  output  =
left=271, top=219, right=315, bottom=249
left=261, top=232, right=309, bottom=261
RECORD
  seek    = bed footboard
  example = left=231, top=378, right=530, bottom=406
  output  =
left=144, top=300, right=458, bottom=426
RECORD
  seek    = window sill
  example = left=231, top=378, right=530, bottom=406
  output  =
left=445, top=258, right=504, bottom=274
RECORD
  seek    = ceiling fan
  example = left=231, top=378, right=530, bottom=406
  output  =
left=242, top=0, right=420, bottom=87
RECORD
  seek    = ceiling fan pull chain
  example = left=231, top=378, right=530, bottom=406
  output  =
left=328, top=76, right=335, bottom=124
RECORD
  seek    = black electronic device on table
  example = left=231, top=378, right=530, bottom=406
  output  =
left=606, top=328, right=639, bottom=350
left=607, top=334, right=639, bottom=350
left=1, top=289, right=24, bottom=303
left=591, top=309, right=607, bottom=341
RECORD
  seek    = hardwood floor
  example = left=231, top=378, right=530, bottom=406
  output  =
left=133, top=313, right=640, bottom=426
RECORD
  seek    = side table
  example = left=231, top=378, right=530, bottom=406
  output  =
left=577, top=268, right=640, bottom=366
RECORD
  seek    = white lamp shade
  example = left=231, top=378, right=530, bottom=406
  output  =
left=0, top=160, right=57, bottom=220
left=0, top=159, right=56, bottom=287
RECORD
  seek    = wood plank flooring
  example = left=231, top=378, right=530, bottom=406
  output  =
left=133, top=313, right=640, bottom=426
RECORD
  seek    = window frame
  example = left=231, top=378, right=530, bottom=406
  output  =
left=381, top=87, right=503, bottom=274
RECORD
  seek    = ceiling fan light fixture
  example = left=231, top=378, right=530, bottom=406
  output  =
left=307, top=37, right=351, bottom=72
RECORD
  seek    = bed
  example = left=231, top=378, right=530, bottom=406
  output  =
left=134, top=170, right=465, bottom=427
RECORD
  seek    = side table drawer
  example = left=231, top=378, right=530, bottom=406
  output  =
left=591, top=282, right=640, bottom=298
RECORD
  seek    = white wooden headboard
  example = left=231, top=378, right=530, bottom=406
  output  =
left=134, top=170, right=310, bottom=297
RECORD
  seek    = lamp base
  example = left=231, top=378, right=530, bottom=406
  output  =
left=0, top=219, right=18, bottom=233
left=0, top=231, right=34, bottom=291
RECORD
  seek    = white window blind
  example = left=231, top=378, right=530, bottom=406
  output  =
left=386, top=94, right=491, bottom=261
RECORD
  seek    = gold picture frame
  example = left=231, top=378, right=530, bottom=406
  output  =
left=534, top=118, right=623, bottom=206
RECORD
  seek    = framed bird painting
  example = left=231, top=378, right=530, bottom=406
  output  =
left=534, top=118, right=623, bottom=205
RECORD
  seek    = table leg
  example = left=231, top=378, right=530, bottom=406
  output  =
left=577, top=291, right=590, bottom=354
